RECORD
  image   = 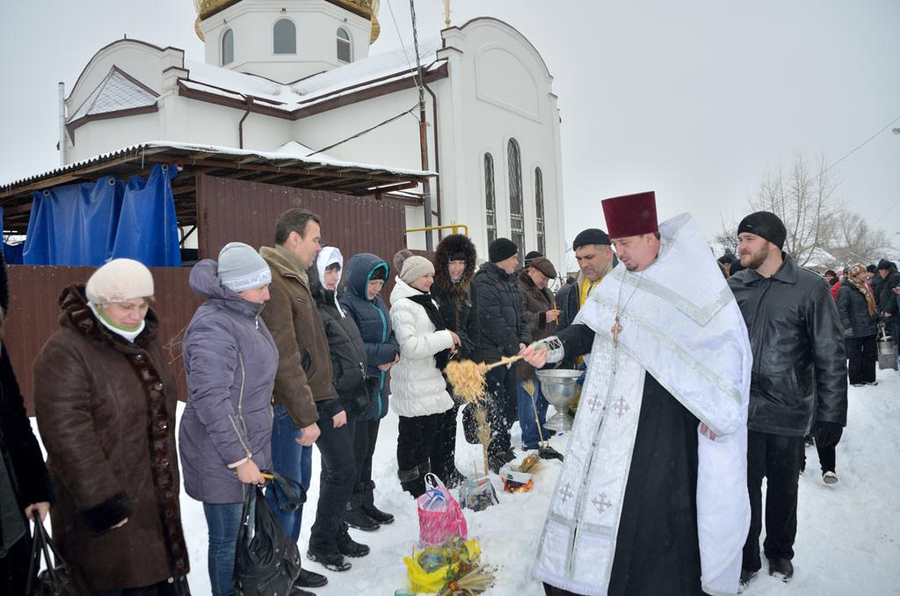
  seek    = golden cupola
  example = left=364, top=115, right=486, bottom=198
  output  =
left=194, top=0, right=381, bottom=43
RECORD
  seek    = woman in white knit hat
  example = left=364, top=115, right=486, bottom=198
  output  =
left=389, top=255, right=461, bottom=497
left=33, top=258, right=191, bottom=594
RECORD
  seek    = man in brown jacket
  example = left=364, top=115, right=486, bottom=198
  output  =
left=516, top=256, right=563, bottom=458
left=260, top=209, right=355, bottom=589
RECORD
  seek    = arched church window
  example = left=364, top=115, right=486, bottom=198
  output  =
left=337, top=28, right=352, bottom=63
left=508, top=139, right=525, bottom=260
left=484, top=153, right=497, bottom=245
left=535, top=167, right=546, bottom=255
left=222, top=29, right=234, bottom=65
left=273, top=19, right=297, bottom=54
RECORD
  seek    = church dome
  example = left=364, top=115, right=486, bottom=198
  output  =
left=193, top=0, right=380, bottom=43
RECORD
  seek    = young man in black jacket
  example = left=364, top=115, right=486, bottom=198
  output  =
left=728, top=212, right=848, bottom=588
left=471, top=238, right=531, bottom=472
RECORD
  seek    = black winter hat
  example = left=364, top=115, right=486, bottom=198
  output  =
left=524, top=250, right=543, bottom=268
left=867, top=264, right=877, bottom=273
left=877, top=259, right=895, bottom=271
left=572, top=228, right=610, bottom=250
left=737, top=211, right=787, bottom=250
left=489, top=238, right=518, bottom=263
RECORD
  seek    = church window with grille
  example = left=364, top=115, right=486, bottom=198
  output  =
left=535, top=167, right=546, bottom=255
left=508, top=139, right=525, bottom=260
left=484, top=153, right=497, bottom=245
left=221, top=29, right=234, bottom=65
left=337, top=28, right=352, bottom=63
left=273, top=19, right=297, bottom=54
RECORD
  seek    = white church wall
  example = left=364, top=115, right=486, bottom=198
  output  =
left=439, top=19, right=564, bottom=270
left=67, top=113, right=161, bottom=163
left=200, top=0, right=371, bottom=83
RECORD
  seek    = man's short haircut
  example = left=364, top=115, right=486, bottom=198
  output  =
left=275, top=209, right=321, bottom=245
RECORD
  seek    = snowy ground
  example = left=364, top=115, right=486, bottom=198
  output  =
left=31, top=367, right=900, bottom=594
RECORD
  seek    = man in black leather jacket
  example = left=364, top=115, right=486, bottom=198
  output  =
left=727, top=212, right=847, bottom=588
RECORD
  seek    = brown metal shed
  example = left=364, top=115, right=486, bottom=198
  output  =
left=0, top=142, right=434, bottom=411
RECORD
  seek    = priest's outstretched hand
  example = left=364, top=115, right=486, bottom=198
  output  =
left=520, top=342, right=549, bottom=368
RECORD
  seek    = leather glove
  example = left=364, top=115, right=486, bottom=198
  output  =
left=813, top=421, right=844, bottom=448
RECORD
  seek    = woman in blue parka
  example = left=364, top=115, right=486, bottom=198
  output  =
left=340, top=253, right=399, bottom=529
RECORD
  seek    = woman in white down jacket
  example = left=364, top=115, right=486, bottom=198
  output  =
left=389, top=256, right=461, bottom=497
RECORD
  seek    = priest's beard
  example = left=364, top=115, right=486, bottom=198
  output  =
left=740, top=246, right=769, bottom=270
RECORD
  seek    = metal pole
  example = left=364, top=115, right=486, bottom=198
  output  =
left=409, top=0, right=433, bottom=250
left=58, top=82, right=67, bottom=165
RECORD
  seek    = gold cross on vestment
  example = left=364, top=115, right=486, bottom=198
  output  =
left=610, top=316, right=623, bottom=346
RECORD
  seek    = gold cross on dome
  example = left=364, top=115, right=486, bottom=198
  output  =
left=610, top=316, right=623, bottom=347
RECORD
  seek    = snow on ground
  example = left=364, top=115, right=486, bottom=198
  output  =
left=30, top=367, right=900, bottom=594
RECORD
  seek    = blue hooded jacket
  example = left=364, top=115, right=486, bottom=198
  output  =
left=340, top=253, right=399, bottom=420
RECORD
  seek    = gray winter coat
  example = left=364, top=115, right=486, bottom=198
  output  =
left=179, top=260, right=278, bottom=504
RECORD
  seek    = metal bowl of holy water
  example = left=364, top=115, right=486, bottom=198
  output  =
left=536, top=369, right=582, bottom=431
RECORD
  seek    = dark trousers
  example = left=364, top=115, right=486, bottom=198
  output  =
left=397, top=414, right=441, bottom=496
left=0, top=530, right=31, bottom=596
left=310, top=409, right=357, bottom=552
left=801, top=437, right=836, bottom=474
left=485, top=365, right=517, bottom=461
left=846, top=334, right=877, bottom=384
left=430, top=403, right=459, bottom=481
left=352, top=417, right=380, bottom=494
left=743, top=430, right=805, bottom=571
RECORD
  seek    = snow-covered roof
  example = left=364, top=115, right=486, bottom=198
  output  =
left=1, top=140, right=434, bottom=192
left=180, top=38, right=443, bottom=113
left=69, top=67, right=158, bottom=123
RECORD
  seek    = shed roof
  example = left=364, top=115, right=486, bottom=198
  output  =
left=0, top=141, right=433, bottom=232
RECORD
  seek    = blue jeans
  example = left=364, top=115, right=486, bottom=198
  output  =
left=517, top=379, right=549, bottom=447
left=266, top=404, right=313, bottom=542
left=203, top=501, right=244, bottom=596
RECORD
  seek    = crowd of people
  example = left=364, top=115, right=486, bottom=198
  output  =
left=0, top=201, right=896, bottom=596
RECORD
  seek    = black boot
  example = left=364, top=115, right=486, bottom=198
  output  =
left=337, top=525, right=370, bottom=558
left=768, top=557, right=794, bottom=582
left=294, top=567, right=328, bottom=588
left=306, top=547, right=352, bottom=572
left=442, top=468, right=467, bottom=489
left=345, top=493, right=380, bottom=532
left=361, top=483, right=395, bottom=524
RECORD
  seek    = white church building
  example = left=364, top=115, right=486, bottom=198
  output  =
left=62, top=0, right=565, bottom=264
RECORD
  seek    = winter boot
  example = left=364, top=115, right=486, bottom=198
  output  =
left=442, top=468, right=467, bottom=489
left=822, top=470, right=839, bottom=485
left=306, top=547, right=352, bottom=572
left=361, top=480, right=395, bottom=524
left=337, top=526, right=370, bottom=558
left=767, top=557, right=794, bottom=582
left=737, top=568, right=757, bottom=593
left=345, top=493, right=380, bottom=532
left=294, top=567, right=328, bottom=588
left=289, top=587, right=315, bottom=596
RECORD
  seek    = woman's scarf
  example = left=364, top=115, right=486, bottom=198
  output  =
left=845, top=262, right=876, bottom=317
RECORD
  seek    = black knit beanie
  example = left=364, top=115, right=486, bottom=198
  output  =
left=489, top=238, right=518, bottom=263
left=737, top=211, right=787, bottom=249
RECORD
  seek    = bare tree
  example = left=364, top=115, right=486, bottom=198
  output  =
left=750, top=153, right=841, bottom=266
left=827, top=210, right=895, bottom=266
left=713, top=216, right=740, bottom=256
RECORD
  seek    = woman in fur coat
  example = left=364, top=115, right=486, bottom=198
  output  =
left=33, top=259, right=190, bottom=594
left=430, top=234, right=479, bottom=486
left=389, top=256, right=461, bottom=497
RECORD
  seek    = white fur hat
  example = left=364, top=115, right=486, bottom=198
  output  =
left=86, top=258, right=154, bottom=304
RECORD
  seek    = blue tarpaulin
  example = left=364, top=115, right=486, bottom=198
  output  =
left=22, top=164, right=181, bottom=267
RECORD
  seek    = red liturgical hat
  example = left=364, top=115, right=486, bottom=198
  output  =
left=601, top=191, right=658, bottom=239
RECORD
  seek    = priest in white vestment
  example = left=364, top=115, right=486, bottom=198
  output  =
left=521, top=191, right=752, bottom=596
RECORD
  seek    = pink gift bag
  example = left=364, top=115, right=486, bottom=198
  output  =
left=416, top=473, right=468, bottom=545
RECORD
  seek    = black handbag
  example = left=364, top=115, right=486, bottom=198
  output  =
left=26, top=513, right=91, bottom=596
left=233, top=473, right=305, bottom=596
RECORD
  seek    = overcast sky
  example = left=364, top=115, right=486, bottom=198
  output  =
left=2, top=0, right=898, bottom=251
